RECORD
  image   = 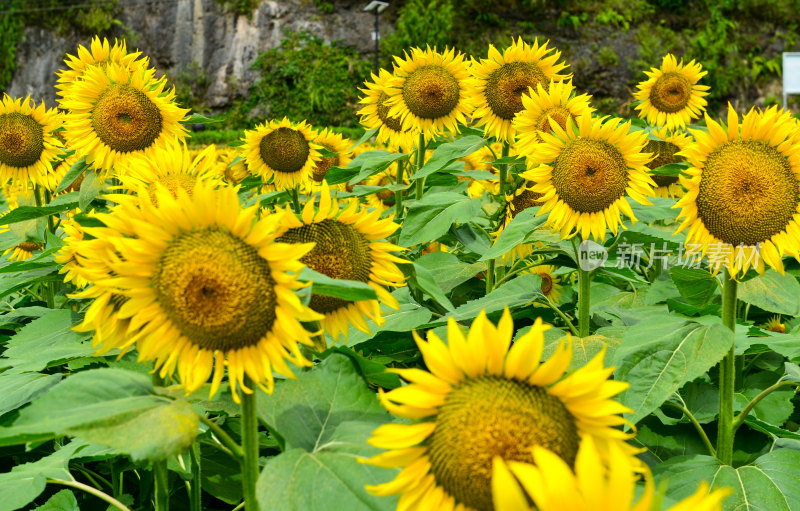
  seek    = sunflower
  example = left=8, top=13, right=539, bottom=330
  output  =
left=362, top=309, right=634, bottom=511
left=492, top=435, right=730, bottom=511
left=525, top=261, right=563, bottom=305
left=276, top=185, right=407, bottom=341
left=67, top=181, right=321, bottom=400
left=675, top=105, right=800, bottom=276
left=358, top=69, right=418, bottom=151
left=634, top=54, right=710, bottom=131
left=644, top=127, right=691, bottom=198
left=513, top=79, right=593, bottom=152
left=214, top=147, right=250, bottom=185
left=472, top=38, right=571, bottom=142
left=56, top=37, right=150, bottom=99
left=0, top=95, right=63, bottom=189
left=55, top=211, right=92, bottom=289
left=363, top=167, right=408, bottom=213
left=764, top=315, right=786, bottom=333
left=384, top=46, right=478, bottom=139
left=60, top=63, right=189, bottom=175
left=493, top=180, right=544, bottom=260
left=308, top=128, right=353, bottom=189
left=520, top=113, right=655, bottom=241
left=242, top=117, right=321, bottom=191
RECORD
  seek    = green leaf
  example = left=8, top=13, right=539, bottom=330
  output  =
left=399, top=192, right=481, bottom=246
left=543, top=334, right=621, bottom=371
left=479, top=208, right=546, bottom=261
left=669, top=267, right=718, bottom=307
left=0, top=309, right=94, bottom=374
left=408, top=262, right=454, bottom=311
left=650, top=162, right=689, bottom=177
left=739, top=270, right=800, bottom=315
left=0, top=373, right=62, bottom=417
left=414, top=251, right=487, bottom=294
left=298, top=267, right=378, bottom=301
left=349, top=128, right=378, bottom=152
left=490, top=155, right=526, bottom=166
left=441, top=273, right=543, bottom=323
left=255, top=354, right=395, bottom=511
left=347, top=301, right=433, bottom=346
left=0, top=204, right=77, bottom=226
left=54, top=157, right=88, bottom=194
left=322, top=346, right=401, bottom=389
left=614, top=318, right=733, bottom=424
left=78, top=171, right=103, bottom=211
left=181, top=113, right=225, bottom=124
left=346, top=150, right=407, bottom=182
left=654, top=450, right=800, bottom=510
left=634, top=418, right=710, bottom=462
left=32, top=490, right=79, bottom=511
left=734, top=372, right=795, bottom=427
left=412, top=136, right=485, bottom=180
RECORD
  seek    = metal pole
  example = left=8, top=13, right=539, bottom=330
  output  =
left=374, top=10, right=379, bottom=74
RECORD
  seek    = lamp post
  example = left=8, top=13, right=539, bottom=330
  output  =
left=364, top=1, right=389, bottom=74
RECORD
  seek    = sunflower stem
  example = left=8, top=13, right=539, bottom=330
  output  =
left=394, top=159, right=405, bottom=221
left=33, top=186, right=55, bottom=309
left=485, top=258, right=495, bottom=293
left=240, top=376, right=260, bottom=511
left=151, top=373, right=170, bottom=511
left=716, top=270, right=737, bottom=465
left=198, top=414, right=243, bottom=461
left=497, top=142, right=510, bottom=200
left=47, top=479, right=131, bottom=511
left=189, top=443, right=202, bottom=511
left=577, top=265, right=592, bottom=338
left=289, top=187, right=302, bottom=214
left=415, top=133, right=426, bottom=200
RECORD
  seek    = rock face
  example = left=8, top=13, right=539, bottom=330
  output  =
left=6, top=0, right=388, bottom=108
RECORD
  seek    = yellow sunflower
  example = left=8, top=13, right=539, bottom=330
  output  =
left=521, top=113, right=655, bottom=241
left=67, top=181, right=321, bottom=400
left=634, top=54, right=710, bottom=131
left=764, top=315, right=786, bottom=333
left=492, top=435, right=730, bottom=511
left=308, top=127, right=353, bottom=189
left=384, top=46, right=478, bottom=139
left=60, top=63, right=189, bottom=175
left=56, top=37, right=150, bottom=99
left=3, top=241, right=42, bottom=261
left=214, top=147, right=250, bottom=185
left=0, top=95, right=63, bottom=189
left=358, top=69, right=418, bottom=151
left=493, top=180, right=545, bottom=260
left=276, top=184, right=407, bottom=341
left=675, top=105, right=800, bottom=276
left=362, top=309, right=634, bottom=511
left=525, top=261, right=563, bottom=305
left=472, top=38, right=571, bottom=142
left=645, top=127, right=691, bottom=198
left=242, top=117, right=321, bottom=191
left=363, top=167, right=408, bottom=213
left=513, top=79, right=593, bottom=152
left=55, top=211, right=92, bottom=289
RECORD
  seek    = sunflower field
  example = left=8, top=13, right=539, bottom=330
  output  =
left=1, top=31, right=800, bottom=511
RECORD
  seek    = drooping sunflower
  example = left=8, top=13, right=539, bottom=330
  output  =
left=634, top=54, right=710, bottom=131
left=644, top=127, right=691, bottom=198
left=384, top=46, right=478, bottom=139
left=525, top=261, right=563, bottom=305
left=56, top=37, right=150, bottom=99
left=358, top=69, right=418, bottom=151
left=362, top=309, right=635, bottom=511
left=492, top=435, right=730, bottom=511
left=67, top=181, right=321, bottom=400
left=308, top=128, right=353, bottom=189
left=764, top=315, right=786, bottom=333
left=675, top=105, right=800, bottom=276
left=521, top=113, right=655, bottom=241
left=472, top=38, right=571, bottom=142
left=513, top=79, right=593, bottom=153
left=0, top=95, right=63, bottom=189
left=276, top=185, right=407, bottom=341
left=242, top=117, right=321, bottom=191
left=60, top=63, right=189, bottom=175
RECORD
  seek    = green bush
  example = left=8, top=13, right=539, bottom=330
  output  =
left=381, top=0, right=456, bottom=64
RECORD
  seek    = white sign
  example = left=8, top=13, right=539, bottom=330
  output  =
left=782, top=52, right=800, bottom=108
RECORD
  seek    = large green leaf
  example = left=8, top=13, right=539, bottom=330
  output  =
left=400, top=192, right=482, bottom=246
left=0, top=373, right=62, bottom=417
left=654, top=450, right=800, bottom=510
left=542, top=334, right=621, bottom=371
left=412, top=136, right=485, bottom=180
left=32, top=490, right=79, bottom=511
left=255, top=354, right=396, bottom=511
left=614, top=318, right=732, bottom=424
left=0, top=204, right=78, bottom=226
left=479, top=208, right=546, bottom=261
left=669, top=267, right=718, bottom=307
left=738, top=270, right=800, bottom=316
left=440, top=273, right=543, bottom=323
left=414, top=251, right=487, bottom=293
left=298, top=267, right=378, bottom=301
left=327, top=150, right=407, bottom=185
left=54, top=157, right=88, bottom=194
left=407, top=262, right=455, bottom=311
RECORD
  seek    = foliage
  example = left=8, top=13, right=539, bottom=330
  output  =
left=169, top=61, right=211, bottom=114
left=213, top=0, right=259, bottom=15
left=380, top=0, right=456, bottom=66
left=234, top=31, right=371, bottom=129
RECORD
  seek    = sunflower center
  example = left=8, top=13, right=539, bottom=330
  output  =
left=649, top=72, right=692, bottom=114
left=312, top=143, right=340, bottom=183
left=278, top=219, right=372, bottom=314
left=486, top=62, right=547, bottom=120
left=152, top=228, right=277, bottom=351
left=0, top=112, right=45, bottom=168
left=16, top=241, right=41, bottom=252
left=539, top=272, right=553, bottom=295
left=376, top=176, right=395, bottom=204
left=377, top=91, right=406, bottom=132
left=402, top=65, right=461, bottom=120
left=259, top=127, right=310, bottom=174
left=146, top=174, right=197, bottom=203
left=645, top=139, right=683, bottom=187
left=551, top=138, right=629, bottom=213
left=510, top=184, right=544, bottom=218
left=91, top=83, right=163, bottom=153
left=696, top=139, right=797, bottom=246
left=429, top=376, right=580, bottom=511
left=534, top=106, right=572, bottom=137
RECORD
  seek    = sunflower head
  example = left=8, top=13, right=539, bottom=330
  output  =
left=634, top=53, right=710, bottom=131
left=57, top=36, right=150, bottom=98
left=764, top=315, right=786, bottom=333
left=526, top=262, right=563, bottom=305
left=358, top=69, right=419, bottom=151
left=384, top=46, right=478, bottom=139
left=472, top=38, right=571, bottom=142
left=644, top=127, right=691, bottom=198
left=363, top=309, right=635, bottom=511
left=242, top=117, right=321, bottom=191
left=675, top=105, right=800, bottom=276
left=521, top=113, right=655, bottom=241
left=309, top=128, right=352, bottom=186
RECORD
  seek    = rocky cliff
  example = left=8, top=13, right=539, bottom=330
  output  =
left=6, top=0, right=387, bottom=109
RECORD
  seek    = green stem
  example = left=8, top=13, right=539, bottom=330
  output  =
left=240, top=376, right=260, bottom=511
left=33, top=186, right=55, bottom=308
left=415, top=133, right=426, bottom=200
left=394, top=159, right=405, bottom=221
left=485, top=258, right=495, bottom=293
left=497, top=142, right=510, bottom=199
left=716, top=270, right=738, bottom=465
left=190, top=443, right=202, bottom=511
left=735, top=355, right=744, bottom=391
left=290, top=187, right=301, bottom=214
left=153, top=462, right=169, bottom=511
left=577, top=265, right=592, bottom=338
left=662, top=401, right=716, bottom=457
left=537, top=297, right=579, bottom=337
left=732, top=380, right=799, bottom=433
left=47, top=479, right=131, bottom=511
left=198, top=415, right=243, bottom=461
